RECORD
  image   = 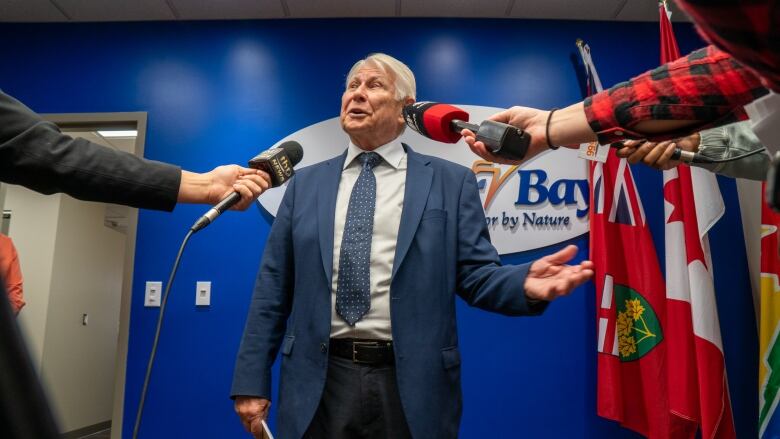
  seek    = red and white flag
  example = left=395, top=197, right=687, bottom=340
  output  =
left=582, top=41, right=673, bottom=438
left=660, top=4, right=735, bottom=438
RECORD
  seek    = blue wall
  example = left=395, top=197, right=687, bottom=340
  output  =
left=0, top=18, right=756, bottom=438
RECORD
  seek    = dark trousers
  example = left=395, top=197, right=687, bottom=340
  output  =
left=304, top=356, right=413, bottom=439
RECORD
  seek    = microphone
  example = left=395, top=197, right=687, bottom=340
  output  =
left=190, top=141, right=303, bottom=232
left=670, top=148, right=715, bottom=164
left=403, top=101, right=531, bottom=161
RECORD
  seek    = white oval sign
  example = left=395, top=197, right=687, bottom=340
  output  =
left=257, top=105, right=589, bottom=255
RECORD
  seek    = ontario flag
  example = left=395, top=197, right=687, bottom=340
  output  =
left=659, top=3, right=736, bottom=439
left=581, top=41, right=672, bottom=438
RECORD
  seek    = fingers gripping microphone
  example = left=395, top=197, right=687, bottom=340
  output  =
left=403, top=102, right=531, bottom=161
left=190, top=141, right=303, bottom=232
left=619, top=140, right=716, bottom=164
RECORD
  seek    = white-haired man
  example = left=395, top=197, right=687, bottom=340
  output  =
left=231, top=53, right=593, bottom=439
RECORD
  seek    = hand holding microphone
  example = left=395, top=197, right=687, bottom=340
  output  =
left=191, top=141, right=303, bottom=232
left=462, top=106, right=550, bottom=165
left=203, top=166, right=271, bottom=210
left=615, top=134, right=704, bottom=170
left=403, top=102, right=532, bottom=162
left=459, top=104, right=598, bottom=166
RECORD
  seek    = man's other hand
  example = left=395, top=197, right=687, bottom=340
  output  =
left=524, top=244, right=594, bottom=301
left=234, top=396, right=271, bottom=438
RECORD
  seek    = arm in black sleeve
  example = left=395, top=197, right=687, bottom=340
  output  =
left=0, top=90, right=180, bottom=211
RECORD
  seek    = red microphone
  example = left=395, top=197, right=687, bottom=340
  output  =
left=403, top=102, right=469, bottom=143
left=402, top=101, right=531, bottom=161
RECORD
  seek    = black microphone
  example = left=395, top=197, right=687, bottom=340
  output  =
left=669, top=148, right=715, bottom=164
left=403, top=101, right=532, bottom=161
left=190, top=141, right=303, bottom=232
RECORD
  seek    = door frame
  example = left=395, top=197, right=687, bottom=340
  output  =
left=43, top=111, right=148, bottom=438
left=0, top=182, right=7, bottom=234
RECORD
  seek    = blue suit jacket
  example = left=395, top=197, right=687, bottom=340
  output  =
left=232, top=145, right=545, bottom=438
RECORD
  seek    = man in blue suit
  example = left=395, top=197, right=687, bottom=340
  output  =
left=232, top=53, right=594, bottom=439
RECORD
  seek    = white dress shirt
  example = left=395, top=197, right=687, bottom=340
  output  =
left=330, top=139, right=407, bottom=340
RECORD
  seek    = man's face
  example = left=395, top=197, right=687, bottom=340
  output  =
left=340, top=65, right=406, bottom=149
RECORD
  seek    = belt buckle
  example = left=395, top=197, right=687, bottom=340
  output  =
left=352, top=341, right=379, bottom=364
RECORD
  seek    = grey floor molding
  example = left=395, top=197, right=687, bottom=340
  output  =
left=62, top=420, right=111, bottom=439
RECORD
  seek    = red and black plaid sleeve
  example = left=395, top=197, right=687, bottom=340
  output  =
left=677, top=0, right=780, bottom=93
left=584, top=46, right=768, bottom=144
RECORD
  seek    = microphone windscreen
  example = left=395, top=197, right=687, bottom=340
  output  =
left=278, top=141, right=304, bottom=166
left=403, top=102, right=470, bottom=143
left=422, top=103, right=469, bottom=144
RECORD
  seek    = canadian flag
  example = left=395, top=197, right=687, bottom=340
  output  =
left=660, top=4, right=735, bottom=438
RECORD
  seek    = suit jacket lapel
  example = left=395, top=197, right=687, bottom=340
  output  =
left=318, top=151, right=347, bottom=287
left=392, top=145, right=433, bottom=278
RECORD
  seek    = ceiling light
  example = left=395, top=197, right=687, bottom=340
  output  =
left=98, top=130, right=137, bottom=138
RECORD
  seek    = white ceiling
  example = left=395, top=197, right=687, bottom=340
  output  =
left=64, top=130, right=136, bottom=154
left=0, top=0, right=690, bottom=22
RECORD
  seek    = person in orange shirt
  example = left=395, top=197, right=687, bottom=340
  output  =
left=0, top=233, right=24, bottom=315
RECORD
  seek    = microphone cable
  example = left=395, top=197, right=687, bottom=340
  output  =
left=130, top=142, right=302, bottom=437
left=132, top=228, right=194, bottom=439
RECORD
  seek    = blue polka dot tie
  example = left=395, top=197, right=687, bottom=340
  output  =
left=336, top=152, right=382, bottom=326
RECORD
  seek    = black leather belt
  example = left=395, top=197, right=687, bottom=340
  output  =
left=329, top=338, right=394, bottom=366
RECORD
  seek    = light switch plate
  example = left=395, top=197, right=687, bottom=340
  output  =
left=145, top=281, right=162, bottom=307
left=196, top=281, right=211, bottom=306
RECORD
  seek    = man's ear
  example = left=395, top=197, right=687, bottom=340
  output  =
left=397, top=97, right=415, bottom=124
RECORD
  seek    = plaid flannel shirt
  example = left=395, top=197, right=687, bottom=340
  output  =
left=678, top=0, right=780, bottom=93
left=584, top=46, right=768, bottom=144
